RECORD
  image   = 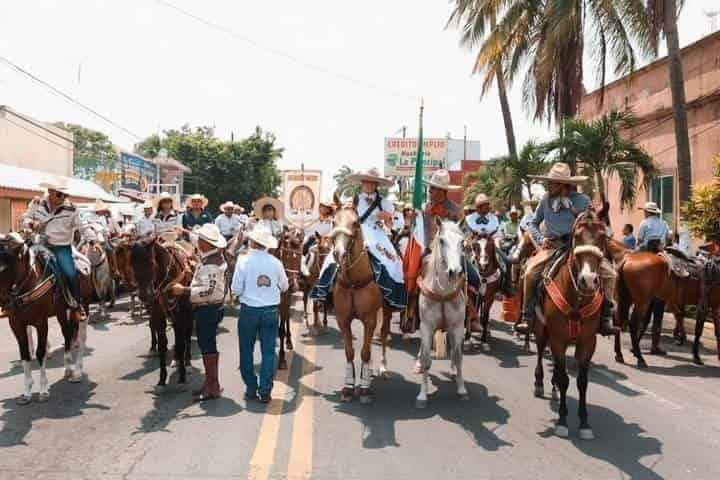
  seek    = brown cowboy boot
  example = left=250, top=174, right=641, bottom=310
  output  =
left=598, top=300, right=620, bottom=336
left=194, top=353, right=222, bottom=402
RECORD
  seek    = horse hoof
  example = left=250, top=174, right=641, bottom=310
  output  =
left=16, top=395, right=32, bottom=405
left=615, top=355, right=625, bottom=364
left=69, top=373, right=83, bottom=383
left=415, top=398, right=427, bottom=409
left=551, top=389, right=559, bottom=402
left=693, top=357, right=704, bottom=366
left=341, top=388, right=354, bottom=402
left=64, top=369, right=73, bottom=379
left=533, top=386, right=544, bottom=398
left=458, top=392, right=470, bottom=401
left=286, top=342, right=294, bottom=352
left=578, top=428, right=594, bottom=440
left=359, top=389, right=373, bottom=404
left=637, top=359, right=648, bottom=369
left=481, top=343, right=490, bottom=352
left=278, top=360, right=288, bottom=370
left=555, top=424, right=569, bottom=438
left=38, top=392, right=50, bottom=403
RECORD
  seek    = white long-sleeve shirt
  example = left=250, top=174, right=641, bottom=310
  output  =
left=231, top=249, right=289, bottom=307
left=190, top=250, right=227, bottom=306
left=215, top=213, right=243, bottom=237
left=22, top=197, right=91, bottom=246
left=136, top=215, right=156, bottom=237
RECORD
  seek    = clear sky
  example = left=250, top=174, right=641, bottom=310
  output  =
left=0, top=0, right=712, bottom=198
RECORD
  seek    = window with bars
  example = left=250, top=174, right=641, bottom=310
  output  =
left=650, top=175, right=674, bottom=225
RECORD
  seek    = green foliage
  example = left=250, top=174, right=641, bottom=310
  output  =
left=542, top=111, right=657, bottom=209
left=683, top=156, right=720, bottom=241
left=54, top=122, right=118, bottom=184
left=135, top=125, right=283, bottom=211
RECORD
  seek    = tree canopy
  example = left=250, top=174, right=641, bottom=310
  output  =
left=135, top=125, right=283, bottom=211
left=55, top=122, right=119, bottom=189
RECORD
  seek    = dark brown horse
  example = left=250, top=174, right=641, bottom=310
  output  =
left=533, top=211, right=607, bottom=440
left=614, top=249, right=720, bottom=366
left=0, top=234, right=93, bottom=404
left=512, top=230, right=538, bottom=351
left=331, top=197, right=391, bottom=403
left=300, top=233, right=332, bottom=334
left=130, top=238, right=194, bottom=387
left=470, top=232, right=502, bottom=349
left=274, top=227, right=304, bottom=369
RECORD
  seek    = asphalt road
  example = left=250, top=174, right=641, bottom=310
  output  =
left=0, top=294, right=719, bottom=480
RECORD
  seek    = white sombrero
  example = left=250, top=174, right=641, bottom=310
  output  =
left=639, top=201, right=662, bottom=215
left=142, top=201, right=154, bottom=210
left=234, top=205, right=245, bottom=213
left=94, top=199, right=110, bottom=212
left=529, top=162, right=587, bottom=184
left=247, top=225, right=279, bottom=249
left=474, top=193, right=491, bottom=205
left=424, top=169, right=461, bottom=191
left=253, top=197, right=285, bottom=222
left=194, top=223, right=227, bottom=249
left=39, top=177, right=71, bottom=193
left=185, top=193, right=209, bottom=208
left=509, top=205, right=520, bottom=215
left=219, top=201, right=235, bottom=211
left=153, top=192, right=176, bottom=209
left=346, top=168, right=394, bottom=187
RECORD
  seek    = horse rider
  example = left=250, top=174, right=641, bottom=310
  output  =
left=22, top=179, right=92, bottom=322
left=234, top=205, right=249, bottom=229
left=636, top=201, right=672, bottom=355
left=153, top=192, right=181, bottom=243
left=168, top=223, right=227, bottom=401
left=181, top=194, right=213, bottom=238
left=515, top=162, right=619, bottom=336
left=136, top=201, right=156, bottom=238
left=519, top=196, right=540, bottom=232
left=89, top=200, right=121, bottom=279
left=232, top=224, right=289, bottom=404
left=302, top=201, right=334, bottom=256
left=215, top=201, right=243, bottom=242
left=252, top=197, right=285, bottom=240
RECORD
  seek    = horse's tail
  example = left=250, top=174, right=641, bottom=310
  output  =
left=616, top=258, right=631, bottom=329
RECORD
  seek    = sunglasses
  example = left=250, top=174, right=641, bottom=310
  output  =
left=52, top=191, right=67, bottom=199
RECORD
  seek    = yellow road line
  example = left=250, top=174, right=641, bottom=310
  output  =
left=248, top=318, right=299, bottom=480
left=287, top=338, right=317, bottom=479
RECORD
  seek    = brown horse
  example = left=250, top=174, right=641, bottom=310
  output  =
left=470, top=232, right=502, bottom=349
left=300, top=233, right=332, bottom=334
left=512, top=230, right=538, bottom=351
left=274, top=227, right=304, bottom=370
left=223, top=229, right=246, bottom=303
left=533, top=211, right=607, bottom=440
left=331, top=198, right=391, bottom=403
left=0, top=234, right=93, bottom=404
left=130, top=238, right=194, bottom=387
left=614, top=249, right=720, bottom=366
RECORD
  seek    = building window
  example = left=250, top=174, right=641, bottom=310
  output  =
left=650, top=175, right=674, bottom=225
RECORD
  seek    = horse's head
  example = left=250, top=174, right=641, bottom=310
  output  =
left=331, top=204, right=360, bottom=265
left=433, top=218, right=465, bottom=279
left=0, top=234, right=30, bottom=304
left=283, top=228, right=304, bottom=250
left=115, top=240, right=136, bottom=289
left=130, top=237, right=158, bottom=302
left=571, top=211, right=607, bottom=294
left=472, top=233, right=496, bottom=274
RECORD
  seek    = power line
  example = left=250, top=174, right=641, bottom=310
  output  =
left=2, top=116, right=74, bottom=152
left=154, top=0, right=418, bottom=103
left=0, top=55, right=143, bottom=140
left=3, top=107, right=75, bottom=144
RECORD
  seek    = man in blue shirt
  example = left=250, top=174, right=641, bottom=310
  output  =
left=516, top=163, right=618, bottom=336
left=622, top=224, right=637, bottom=249
left=636, top=202, right=671, bottom=252
left=181, top=194, right=214, bottom=234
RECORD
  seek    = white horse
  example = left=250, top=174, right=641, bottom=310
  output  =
left=416, top=219, right=468, bottom=408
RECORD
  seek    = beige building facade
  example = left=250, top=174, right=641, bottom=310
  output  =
left=578, top=31, right=720, bottom=233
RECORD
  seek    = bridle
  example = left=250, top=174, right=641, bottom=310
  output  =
left=0, top=242, right=54, bottom=310
left=331, top=216, right=373, bottom=289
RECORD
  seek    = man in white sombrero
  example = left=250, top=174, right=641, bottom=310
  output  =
left=88, top=199, right=121, bottom=279
left=252, top=197, right=285, bottom=240
left=636, top=202, right=671, bottom=253
left=215, top=201, right=243, bottom=241
left=22, top=178, right=92, bottom=321
left=311, top=167, right=407, bottom=310
left=136, top=201, right=156, bottom=238
left=516, top=162, right=619, bottom=336
left=181, top=193, right=213, bottom=238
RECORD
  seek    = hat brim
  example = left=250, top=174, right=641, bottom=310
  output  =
left=153, top=196, right=176, bottom=209
left=423, top=180, right=462, bottom=191
left=186, top=195, right=209, bottom=208
left=220, top=202, right=235, bottom=211
left=253, top=198, right=285, bottom=222
left=247, top=231, right=279, bottom=249
left=528, top=174, right=588, bottom=184
left=639, top=207, right=662, bottom=214
left=197, top=233, right=227, bottom=249
left=39, top=182, right=70, bottom=193
left=346, top=174, right=394, bottom=187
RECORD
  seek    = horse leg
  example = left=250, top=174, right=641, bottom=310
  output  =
left=26, top=325, right=36, bottom=360
left=35, top=322, right=49, bottom=402
left=692, top=305, right=706, bottom=366
left=629, top=309, right=648, bottom=368
left=577, top=361, right=593, bottom=440
left=713, top=309, right=720, bottom=361
left=322, top=303, right=328, bottom=329
left=358, top=314, right=375, bottom=404
left=451, top=325, right=468, bottom=400
left=534, top=326, right=548, bottom=398
left=674, top=306, right=687, bottom=345
left=285, top=315, right=294, bottom=352
left=552, top=353, right=570, bottom=437
left=173, top=317, right=187, bottom=385
left=70, top=319, right=87, bottom=382
left=480, top=297, right=491, bottom=351
left=378, top=308, right=391, bottom=378
left=154, top=309, right=169, bottom=387
left=416, top=320, right=433, bottom=409
left=10, top=318, right=33, bottom=404
left=340, top=321, right=355, bottom=402
left=184, top=306, right=193, bottom=367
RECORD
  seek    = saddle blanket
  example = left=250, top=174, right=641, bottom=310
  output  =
left=71, top=247, right=92, bottom=276
left=360, top=224, right=404, bottom=283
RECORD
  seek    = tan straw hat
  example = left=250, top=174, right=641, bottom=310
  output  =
left=474, top=193, right=491, bottom=206
left=185, top=193, right=209, bottom=208
left=424, top=169, right=461, bottom=191
left=346, top=167, right=394, bottom=187
left=253, top=197, right=285, bottom=222
left=39, top=177, right=71, bottom=193
left=219, top=201, right=235, bottom=211
left=94, top=199, right=110, bottom=212
left=247, top=224, right=279, bottom=249
left=639, top=201, right=662, bottom=215
left=522, top=194, right=542, bottom=206
left=194, top=223, right=227, bottom=249
left=153, top=192, right=176, bottom=209
left=529, top=162, right=587, bottom=184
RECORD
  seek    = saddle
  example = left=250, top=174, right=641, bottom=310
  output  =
left=28, top=245, right=79, bottom=309
left=659, top=248, right=700, bottom=280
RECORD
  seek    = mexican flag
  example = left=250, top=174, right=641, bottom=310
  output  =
left=403, top=101, right=426, bottom=295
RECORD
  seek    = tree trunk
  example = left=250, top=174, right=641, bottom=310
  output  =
left=496, top=63, right=518, bottom=160
left=664, top=0, right=692, bottom=205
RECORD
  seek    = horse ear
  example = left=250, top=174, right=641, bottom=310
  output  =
left=352, top=194, right=359, bottom=210
left=333, top=190, right=342, bottom=209
left=435, top=216, right=443, bottom=229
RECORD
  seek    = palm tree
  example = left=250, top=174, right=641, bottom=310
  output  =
left=475, top=0, right=653, bottom=124
left=448, top=1, right=517, bottom=159
left=333, top=165, right=360, bottom=198
left=494, top=140, right=548, bottom=204
left=646, top=0, right=691, bottom=204
left=543, top=111, right=657, bottom=209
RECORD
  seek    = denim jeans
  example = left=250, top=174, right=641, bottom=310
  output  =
left=49, top=245, right=81, bottom=305
left=195, top=304, right=223, bottom=355
left=238, top=304, right=279, bottom=396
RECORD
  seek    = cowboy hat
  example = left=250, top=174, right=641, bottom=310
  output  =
left=94, top=199, right=110, bottom=212
left=38, top=177, right=70, bottom=193
left=424, top=169, right=461, bottom=191
left=522, top=195, right=542, bottom=206
left=247, top=224, right=279, bottom=250
left=639, top=201, right=662, bottom=215
left=142, top=201, right=154, bottom=210
left=153, top=192, right=176, bottom=209
left=234, top=205, right=245, bottom=213
left=346, top=168, right=394, bottom=187
left=253, top=197, right=284, bottom=222
left=529, top=162, right=588, bottom=184
left=194, top=223, right=227, bottom=249
left=474, top=193, right=491, bottom=206
left=508, top=205, right=520, bottom=215
left=402, top=202, right=414, bottom=212
left=185, top=193, right=209, bottom=208
left=219, top=201, right=235, bottom=211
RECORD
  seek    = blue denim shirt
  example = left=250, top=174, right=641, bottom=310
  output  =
left=637, top=216, right=671, bottom=249
left=527, top=191, right=591, bottom=244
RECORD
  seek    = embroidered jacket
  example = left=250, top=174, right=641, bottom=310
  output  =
left=189, top=249, right=227, bottom=306
left=22, top=196, right=91, bottom=246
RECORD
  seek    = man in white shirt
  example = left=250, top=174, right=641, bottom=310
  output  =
left=464, top=194, right=500, bottom=237
left=215, top=201, right=242, bottom=241
left=232, top=225, right=289, bottom=404
left=136, top=202, right=155, bottom=237
left=234, top=205, right=249, bottom=228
